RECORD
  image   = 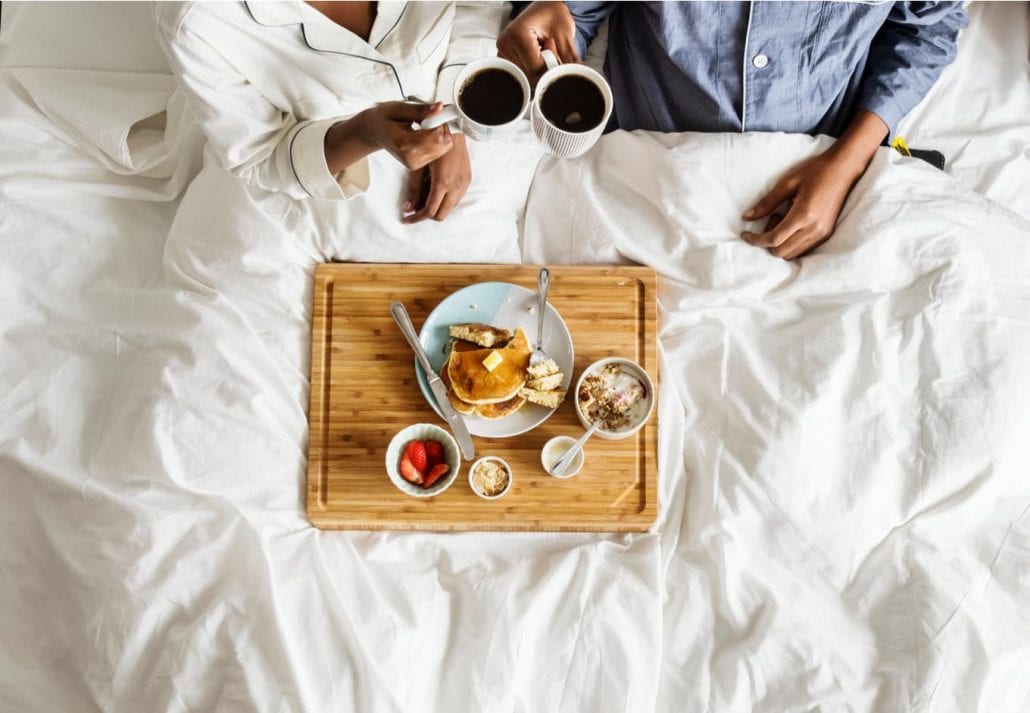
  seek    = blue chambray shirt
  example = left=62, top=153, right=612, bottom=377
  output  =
left=556, top=1, right=968, bottom=136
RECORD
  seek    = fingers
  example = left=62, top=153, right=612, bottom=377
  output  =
left=741, top=204, right=836, bottom=260
left=403, top=168, right=427, bottom=214
left=769, top=229, right=831, bottom=260
left=403, top=167, right=465, bottom=224
left=541, top=35, right=579, bottom=64
left=423, top=176, right=447, bottom=218
left=432, top=190, right=462, bottom=222
left=741, top=209, right=804, bottom=249
left=497, top=26, right=548, bottom=76
left=393, top=126, right=453, bottom=170
left=496, top=30, right=525, bottom=70
left=743, top=174, right=800, bottom=221
left=402, top=182, right=446, bottom=224
left=539, top=37, right=568, bottom=74
left=385, top=101, right=444, bottom=123
left=551, top=30, right=580, bottom=64
left=402, top=204, right=439, bottom=225
left=764, top=213, right=783, bottom=232
left=403, top=142, right=470, bottom=224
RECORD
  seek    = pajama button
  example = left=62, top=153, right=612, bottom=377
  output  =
left=753, top=54, right=769, bottom=69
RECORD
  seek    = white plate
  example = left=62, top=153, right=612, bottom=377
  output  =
left=415, top=282, right=574, bottom=438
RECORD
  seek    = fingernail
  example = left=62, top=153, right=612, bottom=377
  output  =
left=743, top=208, right=756, bottom=219
left=402, top=201, right=411, bottom=212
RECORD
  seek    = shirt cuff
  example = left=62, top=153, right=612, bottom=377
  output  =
left=435, top=63, right=465, bottom=104
left=289, top=118, right=370, bottom=200
left=855, top=91, right=907, bottom=141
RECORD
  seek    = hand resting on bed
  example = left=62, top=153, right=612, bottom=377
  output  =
left=500, top=0, right=966, bottom=260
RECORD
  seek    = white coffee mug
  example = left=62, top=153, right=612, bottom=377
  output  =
left=531, top=49, right=613, bottom=159
left=420, top=57, right=530, bottom=141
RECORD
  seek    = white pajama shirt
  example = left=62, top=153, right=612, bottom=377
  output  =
left=155, top=1, right=502, bottom=201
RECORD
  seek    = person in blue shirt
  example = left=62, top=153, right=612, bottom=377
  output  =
left=499, top=1, right=968, bottom=259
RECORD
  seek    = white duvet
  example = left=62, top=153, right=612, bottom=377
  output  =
left=3, top=22, right=1030, bottom=713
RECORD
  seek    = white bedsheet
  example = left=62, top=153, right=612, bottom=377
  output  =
left=897, top=1, right=1030, bottom=221
left=524, top=132, right=1030, bottom=710
left=2, top=4, right=1030, bottom=712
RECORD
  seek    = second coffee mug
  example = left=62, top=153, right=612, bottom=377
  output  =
left=420, top=57, right=530, bottom=141
left=531, top=50, right=613, bottom=159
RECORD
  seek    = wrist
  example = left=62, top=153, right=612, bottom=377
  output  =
left=347, top=110, right=381, bottom=152
left=828, top=141, right=875, bottom=180
left=324, top=112, right=380, bottom=175
left=829, top=111, right=888, bottom=176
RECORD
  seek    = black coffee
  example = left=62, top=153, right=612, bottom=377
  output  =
left=458, top=69, right=525, bottom=126
left=540, top=75, right=606, bottom=133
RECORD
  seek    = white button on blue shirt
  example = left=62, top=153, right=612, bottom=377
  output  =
left=752, top=54, right=769, bottom=69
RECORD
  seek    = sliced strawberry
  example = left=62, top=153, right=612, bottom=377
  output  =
left=399, top=453, right=423, bottom=484
left=425, top=440, right=445, bottom=467
left=421, top=463, right=450, bottom=488
left=404, top=440, right=428, bottom=474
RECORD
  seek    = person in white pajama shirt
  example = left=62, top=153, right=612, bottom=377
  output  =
left=155, top=1, right=503, bottom=223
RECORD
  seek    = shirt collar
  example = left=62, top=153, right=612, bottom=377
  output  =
left=244, top=1, right=408, bottom=57
left=243, top=1, right=302, bottom=28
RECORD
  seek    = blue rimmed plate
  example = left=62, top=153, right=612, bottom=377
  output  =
left=415, top=282, right=574, bottom=438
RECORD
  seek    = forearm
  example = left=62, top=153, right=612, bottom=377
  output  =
left=324, top=113, right=379, bottom=175
left=828, top=110, right=889, bottom=177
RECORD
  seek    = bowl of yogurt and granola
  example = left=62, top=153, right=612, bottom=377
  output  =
left=574, top=358, right=655, bottom=439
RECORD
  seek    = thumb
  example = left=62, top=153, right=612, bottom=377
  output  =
left=744, top=175, right=799, bottom=220
left=387, top=101, right=443, bottom=123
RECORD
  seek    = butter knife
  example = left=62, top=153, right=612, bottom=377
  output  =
left=390, top=301, right=476, bottom=460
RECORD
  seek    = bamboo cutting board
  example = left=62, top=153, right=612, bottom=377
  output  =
left=307, top=264, right=658, bottom=532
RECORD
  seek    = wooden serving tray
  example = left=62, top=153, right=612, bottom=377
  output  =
left=306, top=264, right=658, bottom=532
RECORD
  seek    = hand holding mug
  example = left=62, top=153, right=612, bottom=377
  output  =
left=357, top=101, right=454, bottom=170
left=497, top=1, right=580, bottom=81
left=420, top=58, right=530, bottom=141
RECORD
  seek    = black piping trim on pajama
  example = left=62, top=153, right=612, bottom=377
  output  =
left=287, top=124, right=311, bottom=197
left=243, top=1, right=406, bottom=99
left=301, top=24, right=406, bottom=99
left=374, top=3, right=408, bottom=50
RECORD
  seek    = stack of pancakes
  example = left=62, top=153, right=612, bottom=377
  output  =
left=440, top=323, right=566, bottom=419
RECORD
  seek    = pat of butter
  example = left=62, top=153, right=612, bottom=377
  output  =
left=482, top=351, right=504, bottom=372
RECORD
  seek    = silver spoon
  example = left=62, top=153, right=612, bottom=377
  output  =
left=529, top=267, right=550, bottom=368
left=549, top=422, right=601, bottom=477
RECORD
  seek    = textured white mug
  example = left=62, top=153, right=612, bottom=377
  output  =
left=531, top=49, right=614, bottom=159
left=420, top=57, right=530, bottom=141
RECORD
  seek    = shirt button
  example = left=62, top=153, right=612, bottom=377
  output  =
left=753, top=54, right=769, bottom=69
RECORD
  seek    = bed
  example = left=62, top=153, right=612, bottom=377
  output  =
left=1, top=2, right=1028, bottom=711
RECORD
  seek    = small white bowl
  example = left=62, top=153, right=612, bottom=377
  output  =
left=468, top=457, right=513, bottom=500
left=574, top=357, right=656, bottom=440
left=541, top=435, right=585, bottom=478
left=385, top=423, right=461, bottom=498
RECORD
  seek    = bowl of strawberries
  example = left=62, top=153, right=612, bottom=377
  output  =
left=385, top=423, right=461, bottom=498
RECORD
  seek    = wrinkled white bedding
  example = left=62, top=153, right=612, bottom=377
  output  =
left=2, top=3, right=1030, bottom=712
left=524, top=132, right=1030, bottom=710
